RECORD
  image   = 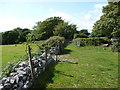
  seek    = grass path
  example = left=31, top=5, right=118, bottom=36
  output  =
left=38, top=43, right=118, bottom=88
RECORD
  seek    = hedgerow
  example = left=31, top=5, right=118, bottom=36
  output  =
left=73, top=37, right=110, bottom=46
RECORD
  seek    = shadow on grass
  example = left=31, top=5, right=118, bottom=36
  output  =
left=60, top=40, right=72, bottom=55
left=33, top=62, right=75, bottom=89
left=61, top=49, right=72, bottom=55
left=58, top=60, right=78, bottom=64
left=54, top=70, right=74, bottom=77
left=33, top=63, right=57, bottom=89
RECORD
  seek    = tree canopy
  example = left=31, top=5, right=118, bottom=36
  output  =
left=32, top=17, right=64, bottom=40
left=28, top=16, right=77, bottom=41
left=2, top=27, right=30, bottom=45
left=92, top=1, right=120, bottom=38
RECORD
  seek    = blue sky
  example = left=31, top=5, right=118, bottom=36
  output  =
left=0, top=0, right=108, bottom=32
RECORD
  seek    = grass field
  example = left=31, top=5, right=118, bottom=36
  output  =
left=1, top=44, right=38, bottom=66
left=1, top=42, right=118, bottom=88
left=35, top=43, right=118, bottom=88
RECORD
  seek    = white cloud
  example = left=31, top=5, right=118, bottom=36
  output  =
left=89, top=9, right=100, bottom=13
left=46, top=11, right=95, bottom=32
left=48, top=11, right=73, bottom=22
left=84, top=14, right=92, bottom=20
left=49, top=8, right=54, bottom=12
left=0, top=17, right=36, bottom=32
left=0, top=2, right=107, bottom=32
left=94, top=4, right=107, bottom=9
left=40, top=5, right=44, bottom=8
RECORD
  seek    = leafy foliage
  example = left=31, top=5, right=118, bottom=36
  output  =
left=54, top=22, right=77, bottom=39
left=35, top=36, right=65, bottom=54
left=29, top=17, right=77, bottom=41
left=32, top=17, right=64, bottom=40
left=2, top=27, right=30, bottom=45
left=92, top=2, right=120, bottom=38
left=73, top=37, right=110, bottom=46
left=74, top=29, right=89, bottom=39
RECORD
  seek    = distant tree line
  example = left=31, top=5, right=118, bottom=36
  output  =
left=1, top=17, right=80, bottom=45
left=2, top=27, right=30, bottom=45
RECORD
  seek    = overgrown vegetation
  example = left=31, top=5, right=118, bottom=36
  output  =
left=35, top=36, right=65, bottom=54
left=92, top=2, right=120, bottom=38
left=73, top=37, right=110, bottom=46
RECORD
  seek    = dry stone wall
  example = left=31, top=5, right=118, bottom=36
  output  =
left=0, top=52, right=56, bottom=90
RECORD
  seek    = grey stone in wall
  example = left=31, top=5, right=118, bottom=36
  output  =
left=0, top=85, right=4, bottom=90
left=19, top=61, right=29, bottom=68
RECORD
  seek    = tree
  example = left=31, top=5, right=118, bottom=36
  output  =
left=33, top=17, right=64, bottom=40
left=92, top=1, right=120, bottom=38
left=2, top=30, right=19, bottom=44
left=30, top=16, right=77, bottom=40
left=13, top=27, right=30, bottom=43
left=73, top=29, right=89, bottom=38
left=2, top=27, right=30, bottom=45
left=54, top=22, right=77, bottom=39
left=79, top=29, right=89, bottom=34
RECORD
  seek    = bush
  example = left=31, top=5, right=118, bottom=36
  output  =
left=35, top=36, right=65, bottom=54
left=73, top=37, right=110, bottom=46
left=111, top=40, right=120, bottom=52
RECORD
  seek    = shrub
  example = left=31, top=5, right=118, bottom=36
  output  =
left=73, top=37, right=110, bottom=46
left=35, top=36, right=65, bottom=54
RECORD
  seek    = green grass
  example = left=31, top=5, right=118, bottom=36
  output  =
left=36, top=43, right=118, bottom=88
left=1, top=44, right=38, bottom=66
left=1, top=42, right=118, bottom=88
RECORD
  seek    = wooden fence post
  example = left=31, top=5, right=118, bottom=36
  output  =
left=27, top=45, right=34, bottom=81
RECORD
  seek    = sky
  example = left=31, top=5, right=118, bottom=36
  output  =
left=0, top=0, right=108, bottom=32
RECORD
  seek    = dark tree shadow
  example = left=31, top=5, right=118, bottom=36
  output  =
left=54, top=70, right=74, bottom=78
left=61, top=49, right=72, bottom=55
left=32, top=61, right=75, bottom=89
left=33, top=63, right=57, bottom=89
left=31, top=41, right=73, bottom=89
left=64, top=40, right=72, bottom=48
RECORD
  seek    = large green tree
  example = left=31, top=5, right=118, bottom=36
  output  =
left=33, top=17, right=64, bottom=40
left=92, top=1, right=120, bottom=38
left=2, top=30, right=19, bottom=44
left=31, top=16, right=77, bottom=40
left=54, top=22, right=77, bottom=39
left=2, top=27, right=30, bottom=45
